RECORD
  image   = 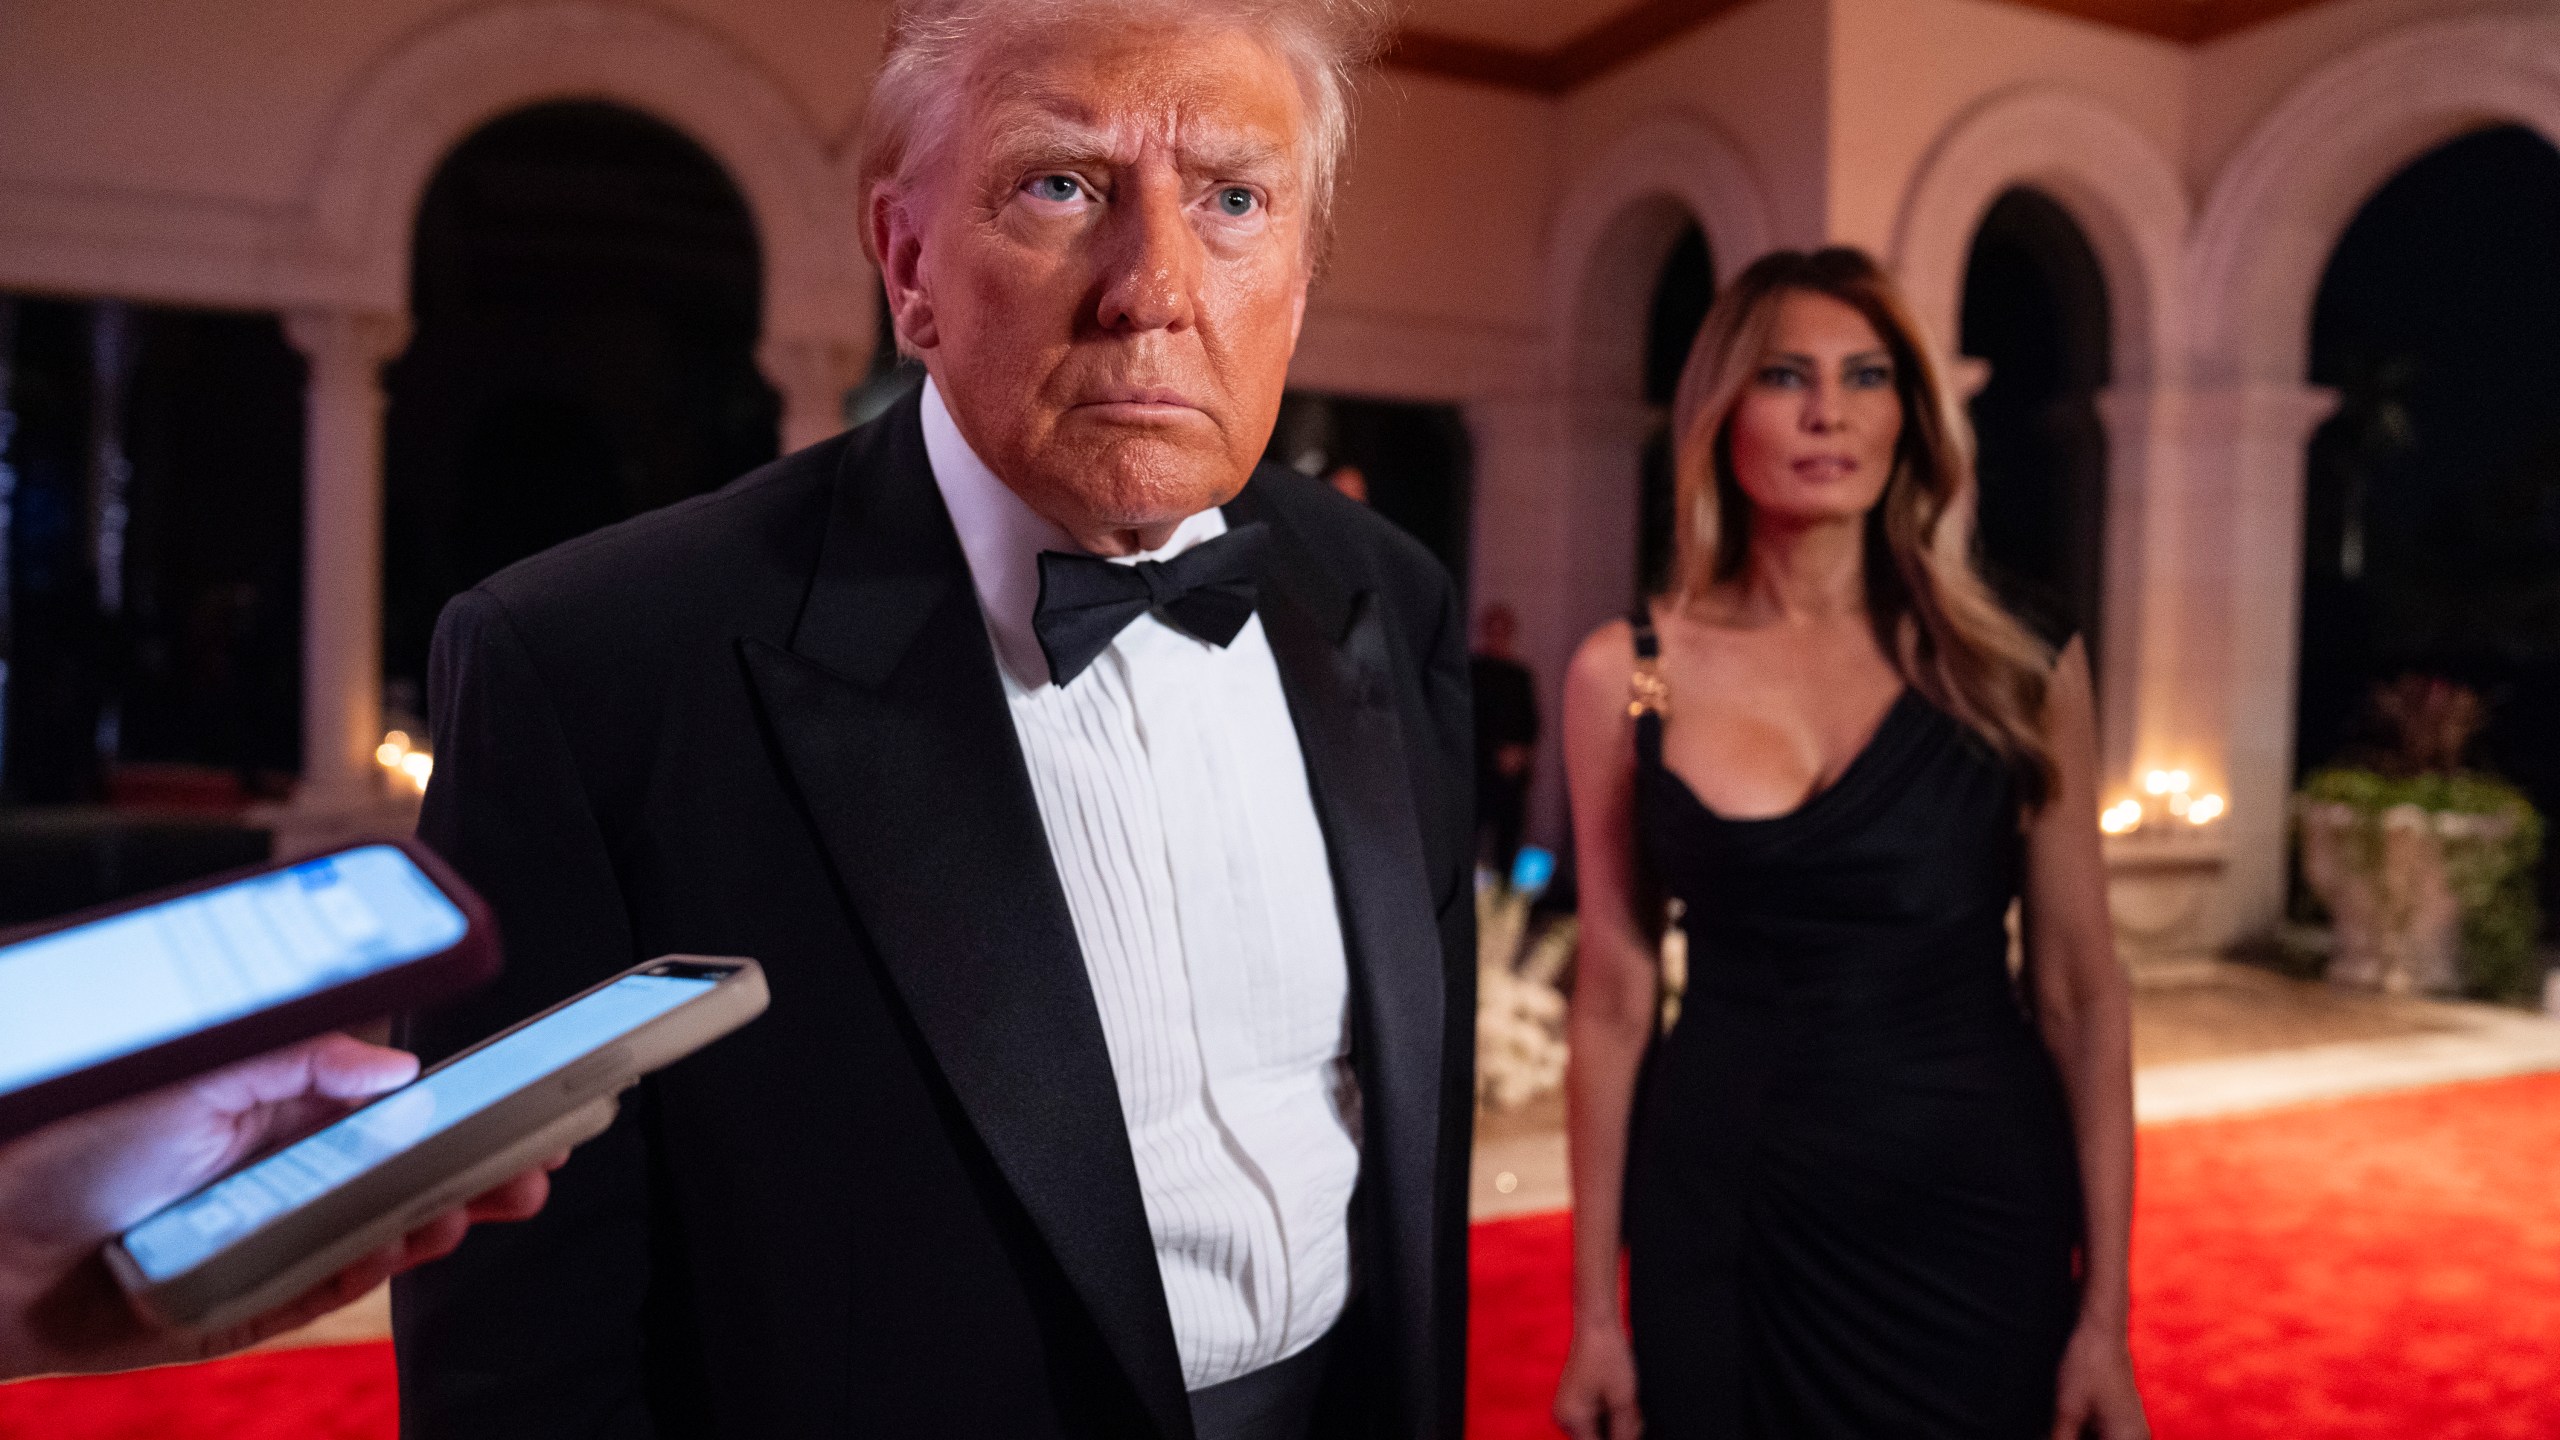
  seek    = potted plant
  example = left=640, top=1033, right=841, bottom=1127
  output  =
left=2295, top=676, right=2544, bottom=1002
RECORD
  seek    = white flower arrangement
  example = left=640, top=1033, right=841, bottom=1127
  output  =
left=1475, top=881, right=1576, bottom=1111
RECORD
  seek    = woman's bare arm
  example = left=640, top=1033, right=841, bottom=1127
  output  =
left=1553, top=619, right=1661, bottom=1440
left=2021, top=638, right=2149, bottom=1438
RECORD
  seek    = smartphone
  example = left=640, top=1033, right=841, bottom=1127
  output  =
left=0, top=840, right=499, bottom=1144
left=106, top=956, right=767, bottom=1334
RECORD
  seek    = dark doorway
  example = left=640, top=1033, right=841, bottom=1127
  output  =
left=1638, top=223, right=1714, bottom=596
left=1961, top=188, right=2111, bottom=666
left=2298, top=125, right=2560, bottom=907
left=385, top=102, right=774, bottom=701
left=0, top=297, right=304, bottom=806
left=1264, top=394, right=1472, bottom=590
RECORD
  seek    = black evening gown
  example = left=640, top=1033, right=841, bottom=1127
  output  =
left=1621, top=619, right=2084, bottom=1438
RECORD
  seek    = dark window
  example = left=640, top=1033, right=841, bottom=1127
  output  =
left=385, top=101, right=774, bottom=700
left=2299, top=125, right=2560, bottom=911
left=1961, top=187, right=2111, bottom=669
left=1638, top=224, right=1715, bottom=597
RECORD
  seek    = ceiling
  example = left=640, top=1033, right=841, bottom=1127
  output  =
left=1388, top=0, right=2336, bottom=95
left=1398, top=0, right=1611, bottom=52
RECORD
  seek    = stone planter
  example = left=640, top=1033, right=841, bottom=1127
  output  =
left=2102, top=830, right=2229, bottom=980
left=2297, top=799, right=2517, bottom=996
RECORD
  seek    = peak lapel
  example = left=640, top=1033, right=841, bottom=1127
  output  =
left=739, top=399, right=1192, bottom=1439
left=1226, top=478, right=1449, bottom=1435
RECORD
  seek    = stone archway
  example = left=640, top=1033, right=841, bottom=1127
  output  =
left=382, top=102, right=779, bottom=705
left=273, top=1, right=870, bottom=825
left=296, top=0, right=868, bottom=418
left=1960, top=188, right=2111, bottom=681
left=1892, top=85, right=2188, bottom=784
left=2184, top=13, right=2560, bottom=941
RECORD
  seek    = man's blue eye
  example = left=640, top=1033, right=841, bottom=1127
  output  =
left=1216, top=187, right=1256, bottom=217
left=1028, top=175, right=1082, bottom=203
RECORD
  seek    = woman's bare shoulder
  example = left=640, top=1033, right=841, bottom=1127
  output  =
left=1566, top=615, right=1639, bottom=704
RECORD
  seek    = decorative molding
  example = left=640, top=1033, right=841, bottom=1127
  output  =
left=1388, top=0, right=2341, bottom=95
left=0, top=177, right=315, bottom=312
left=1994, top=0, right=2334, bottom=45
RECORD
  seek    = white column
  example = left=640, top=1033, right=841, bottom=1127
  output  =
left=758, top=334, right=871, bottom=454
left=284, top=308, right=408, bottom=814
left=2156, top=378, right=2338, bottom=946
left=1466, top=390, right=1658, bottom=851
left=2093, top=380, right=2177, bottom=792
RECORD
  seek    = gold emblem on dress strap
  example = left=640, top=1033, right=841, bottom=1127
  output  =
left=1658, top=896, right=1688, bottom=1036
left=1628, top=663, right=1671, bottom=720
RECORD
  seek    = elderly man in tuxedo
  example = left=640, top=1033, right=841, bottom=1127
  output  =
left=389, top=2, right=1473, bottom=1438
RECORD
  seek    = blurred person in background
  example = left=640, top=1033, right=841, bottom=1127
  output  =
left=1553, top=249, right=2146, bottom=1440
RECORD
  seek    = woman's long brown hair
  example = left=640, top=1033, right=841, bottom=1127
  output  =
left=1665, top=246, right=2060, bottom=809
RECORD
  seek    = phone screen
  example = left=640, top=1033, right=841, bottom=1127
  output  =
left=0, top=846, right=468, bottom=1101
left=121, top=971, right=716, bottom=1282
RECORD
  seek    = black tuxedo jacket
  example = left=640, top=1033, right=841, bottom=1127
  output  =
left=391, top=392, right=1476, bottom=1440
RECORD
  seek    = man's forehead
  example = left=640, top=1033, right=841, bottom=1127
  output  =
left=965, top=30, right=1304, bottom=169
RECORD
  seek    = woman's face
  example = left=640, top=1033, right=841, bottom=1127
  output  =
left=1721, top=289, right=1905, bottom=529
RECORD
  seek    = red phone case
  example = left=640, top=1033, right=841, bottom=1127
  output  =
left=0, top=837, right=501, bottom=1145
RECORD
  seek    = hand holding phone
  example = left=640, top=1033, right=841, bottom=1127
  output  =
left=106, top=957, right=766, bottom=1335
left=0, top=1033, right=553, bottom=1381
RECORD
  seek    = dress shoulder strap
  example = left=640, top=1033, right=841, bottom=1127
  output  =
left=1627, top=606, right=1670, bottom=723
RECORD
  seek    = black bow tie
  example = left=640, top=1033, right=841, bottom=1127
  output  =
left=1031, top=521, right=1271, bottom=686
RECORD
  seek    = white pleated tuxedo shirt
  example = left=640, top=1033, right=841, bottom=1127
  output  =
left=920, top=380, right=1359, bottom=1389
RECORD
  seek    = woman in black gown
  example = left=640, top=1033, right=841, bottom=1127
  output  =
left=1551, top=249, right=2147, bottom=1440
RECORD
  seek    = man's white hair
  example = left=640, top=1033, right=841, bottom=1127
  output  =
left=858, top=0, right=1395, bottom=266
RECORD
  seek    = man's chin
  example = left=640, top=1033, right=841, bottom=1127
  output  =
left=1055, top=438, right=1247, bottom=517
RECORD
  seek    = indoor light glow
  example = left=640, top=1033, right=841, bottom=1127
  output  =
left=2100, top=799, right=2145, bottom=835
left=378, top=729, right=433, bottom=795
left=2142, top=769, right=2192, bottom=797
left=2186, top=793, right=2226, bottom=825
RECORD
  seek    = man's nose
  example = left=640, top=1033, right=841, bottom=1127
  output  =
left=1095, top=177, right=1200, bottom=334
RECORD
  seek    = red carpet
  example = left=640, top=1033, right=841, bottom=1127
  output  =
left=5, top=1071, right=2558, bottom=1438
left=0, top=1342, right=393, bottom=1439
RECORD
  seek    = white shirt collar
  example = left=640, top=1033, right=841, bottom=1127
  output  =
left=919, top=376, right=1230, bottom=689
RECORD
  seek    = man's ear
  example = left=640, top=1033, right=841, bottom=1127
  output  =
left=870, top=185, right=938, bottom=353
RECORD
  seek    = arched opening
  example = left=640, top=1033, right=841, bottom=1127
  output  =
left=2297, top=124, right=2560, bottom=903
left=383, top=101, right=775, bottom=706
left=1960, top=187, right=2111, bottom=664
left=1637, top=223, right=1714, bottom=596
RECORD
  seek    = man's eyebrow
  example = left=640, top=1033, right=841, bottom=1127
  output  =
left=978, top=101, right=1296, bottom=181
left=981, top=110, right=1130, bottom=170
left=1180, top=130, right=1292, bottom=178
